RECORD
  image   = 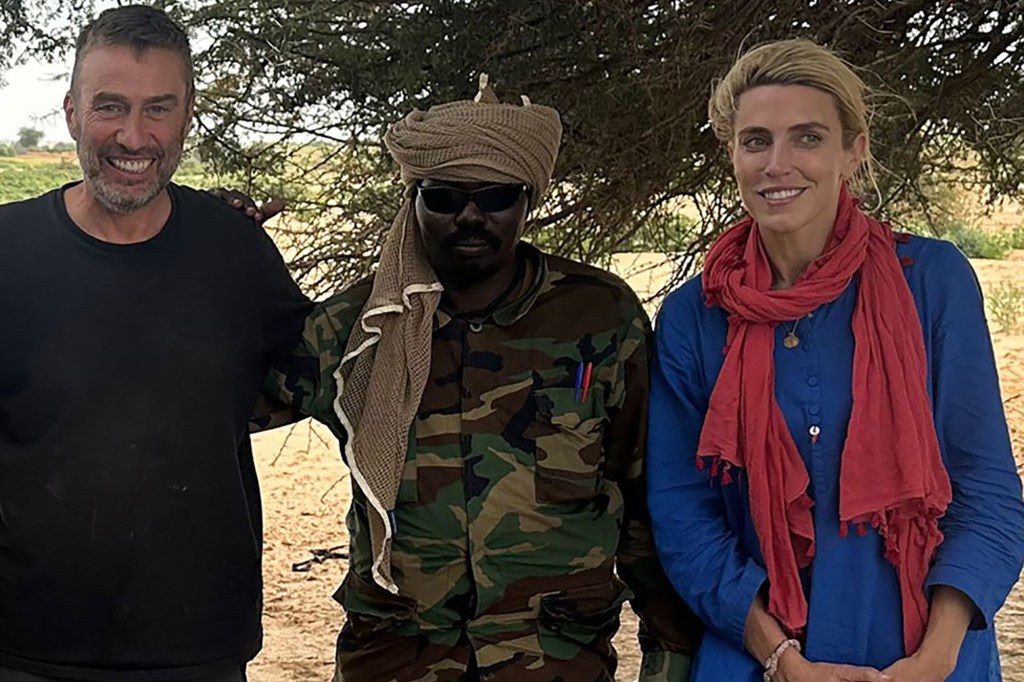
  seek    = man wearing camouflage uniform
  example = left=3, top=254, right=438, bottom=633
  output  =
left=267, top=76, right=701, bottom=681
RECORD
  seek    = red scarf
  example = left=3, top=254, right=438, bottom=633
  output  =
left=699, top=187, right=952, bottom=654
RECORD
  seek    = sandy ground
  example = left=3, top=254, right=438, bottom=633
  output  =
left=247, top=251, right=1024, bottom=682
left=977, top=252, right=1024, bottom=681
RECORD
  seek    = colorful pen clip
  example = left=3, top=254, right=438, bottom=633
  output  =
left=575, top=361, right=593, bottom=402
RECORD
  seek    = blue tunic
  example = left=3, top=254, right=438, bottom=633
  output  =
left=647, top=236, right=1024, bottom=681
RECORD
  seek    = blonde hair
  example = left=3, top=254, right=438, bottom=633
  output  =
left=708, top=38, right=878, bottom=196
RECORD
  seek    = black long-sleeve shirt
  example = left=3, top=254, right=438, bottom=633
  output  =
left=0, top=183, right=311, bottom=681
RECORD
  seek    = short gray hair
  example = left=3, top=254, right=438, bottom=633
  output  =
left=71, top=5, right=194, bottom=99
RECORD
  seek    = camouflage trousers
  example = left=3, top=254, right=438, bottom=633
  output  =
left=333, top=625, right=617, bottom=682
left=332, top=573, right=622, bottom=682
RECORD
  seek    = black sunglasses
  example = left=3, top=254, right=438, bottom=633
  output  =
left=417, top=183, right=529, bottom=214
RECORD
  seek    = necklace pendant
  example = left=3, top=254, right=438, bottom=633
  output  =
left=783, top=332, right=800, bottom=349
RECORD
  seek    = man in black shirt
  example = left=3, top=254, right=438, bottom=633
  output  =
left=0, top=6, right=310, bottom=681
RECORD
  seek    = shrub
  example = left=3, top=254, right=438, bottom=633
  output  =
left=943, top=222, right=1009, bottom=260
left=987, top=279, right=1024, bottom=333
left=1006, top=226, right=1024, bottom=250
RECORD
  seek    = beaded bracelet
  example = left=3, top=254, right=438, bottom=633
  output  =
left=762, top=638, right=801, bottom=681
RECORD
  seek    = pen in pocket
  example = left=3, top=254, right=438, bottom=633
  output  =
left=575, top=361, right=593, bottom=402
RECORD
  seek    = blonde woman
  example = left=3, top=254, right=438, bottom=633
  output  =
left=647, top=39, right=1024, bottom=682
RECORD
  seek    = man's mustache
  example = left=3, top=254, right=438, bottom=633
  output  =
left=440, top=227, right=500, bottom=249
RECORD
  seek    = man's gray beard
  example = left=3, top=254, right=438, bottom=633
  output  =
left=76, top=141, right=183, bottom=215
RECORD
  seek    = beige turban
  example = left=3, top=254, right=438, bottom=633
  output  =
left=331, top=75, right=563, bottom=593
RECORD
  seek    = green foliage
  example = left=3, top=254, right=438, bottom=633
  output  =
left=1008, top=226, right=1024, bottom=250
left=177, top=0, right=1024, bottom=291
left=987, top=279, right=1024, bottom=333
left=0, top=152, right=223, bottom=204
left=896, top=208, right=1024, bottom=260
left=0, top=143, right=17, bottom=158
left=942, top=223, right=1010, bottom=260
left=0, top=1, right=91, bottom=78
left=0, top=156, right=82, bottom=203
left=891, top=167, right=1023, bottom=260
left=16, top=127, right=44, bottom=149
left=174, top=151, right=231, bottom=188
left=5, top=1, right=1023, bottom=293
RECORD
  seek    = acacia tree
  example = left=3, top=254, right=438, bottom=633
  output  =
left=176, top=0, right=1022, bottom=295
left=16, top=125, right=43, bottom=148
left=7, top=1, right=1023, bottom=295
left=0, top=0, right=90, bottom=78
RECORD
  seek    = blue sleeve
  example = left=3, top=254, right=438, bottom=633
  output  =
left=647, top=285, right=766, bottom=651
left=922, top=242, right=1024, bottom=629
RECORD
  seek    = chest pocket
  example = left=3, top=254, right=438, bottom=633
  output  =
left=531, top=385, right=607, bottom=504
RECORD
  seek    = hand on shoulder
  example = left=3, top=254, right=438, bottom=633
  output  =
left=208, top=187, right=285, bottom=224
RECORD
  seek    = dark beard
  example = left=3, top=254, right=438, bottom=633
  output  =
left=434, top=259, right=503, bottom=289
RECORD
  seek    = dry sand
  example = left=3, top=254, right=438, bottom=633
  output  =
left=247, top=251, right=1024, bottom=682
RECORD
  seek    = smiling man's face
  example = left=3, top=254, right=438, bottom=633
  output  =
left=65, top=44, right=193, bottom=214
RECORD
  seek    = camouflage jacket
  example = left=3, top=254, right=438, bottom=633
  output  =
left=266, top=245, right=701, bottom=681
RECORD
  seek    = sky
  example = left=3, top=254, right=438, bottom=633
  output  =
left=0, top=0, right=121, bottom=145
left=0, top=55, right=76, bottom=144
